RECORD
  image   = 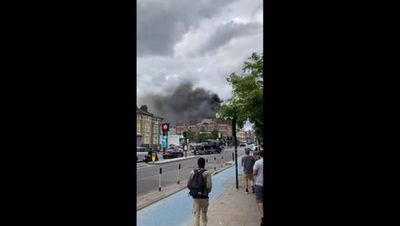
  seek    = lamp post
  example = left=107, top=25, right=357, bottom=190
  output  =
left=233, top=104, right=239, bottom=189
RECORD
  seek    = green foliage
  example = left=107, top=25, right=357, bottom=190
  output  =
left=210, top=129, right=219, bottom=140
left=185, top=129, right=197, bottom=143
left=197, top=127, right=208, bottom=142
left=218, top=52, right=264, bottom=141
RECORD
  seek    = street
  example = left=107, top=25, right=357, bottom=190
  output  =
left=136, top=146, right=246, bottom=198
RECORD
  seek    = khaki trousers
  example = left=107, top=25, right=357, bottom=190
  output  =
left=193, top=198, right=209, bottom=226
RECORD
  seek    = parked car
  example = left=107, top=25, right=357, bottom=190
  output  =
left=191, top=144, right=203, bottom=154
left=195, top=146, right=208, bottom=155
left=239, top=143, right=246, bottom=147
left=212, top=142, right=223, bottom=153
left=191, top=143, right=206, bottom=155
left=194, top=142, right=222, bottom=155
left=162, top=146, right=184, bottom=159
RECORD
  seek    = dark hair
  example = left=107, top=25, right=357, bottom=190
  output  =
left=245, top=150, right=250, bottom=155
left=198, top=157, right=205, bottom=168
left=259, top=151, right=263, bottom=157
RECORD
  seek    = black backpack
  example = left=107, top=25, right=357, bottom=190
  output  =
left=188, top=169, right=208, bottom=198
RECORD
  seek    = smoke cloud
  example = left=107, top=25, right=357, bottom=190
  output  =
left=140, top=82, right=222, bottom=125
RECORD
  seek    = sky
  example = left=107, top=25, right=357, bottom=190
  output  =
left=137, top=0, right=263, bottom=129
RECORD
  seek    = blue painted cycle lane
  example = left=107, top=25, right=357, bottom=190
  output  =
left=137, top=155, right=244, bottom=226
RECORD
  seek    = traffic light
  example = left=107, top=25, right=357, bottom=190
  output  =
left=161, top=123, right=169, bottom=132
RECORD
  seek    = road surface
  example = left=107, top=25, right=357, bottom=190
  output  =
left=136, top=146, right=246, bottom=198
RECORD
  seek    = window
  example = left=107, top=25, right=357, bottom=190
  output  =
left=137, top=115, right=141, bottom=133
left=153, top=123, right=158, bottom=133
left=144, top=136, right=150, bottom=144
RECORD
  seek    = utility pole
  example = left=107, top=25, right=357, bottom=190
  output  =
left=233, top=105, right=238, bottom=189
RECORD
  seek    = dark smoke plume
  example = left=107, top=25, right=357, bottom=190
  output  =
left=141, top=82, right=222, bottom=125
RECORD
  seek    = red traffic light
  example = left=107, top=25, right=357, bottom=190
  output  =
left=161, top=123, right=169, bottom=132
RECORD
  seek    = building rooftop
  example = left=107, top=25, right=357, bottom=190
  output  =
left=136, top=106, right=163, bottom=120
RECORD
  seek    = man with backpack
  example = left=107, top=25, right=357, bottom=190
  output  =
left=187, top=157, right=212, bottom=226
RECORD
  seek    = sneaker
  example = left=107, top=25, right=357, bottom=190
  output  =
left=245, top=188, right=249, bottom=193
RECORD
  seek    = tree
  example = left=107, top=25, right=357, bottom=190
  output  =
left=185, top=129, right=196, bottom=143
left=197, top=127, right=208, bottom=142
left=218, top=52, right=263, bottom=142
left=210, top=129, right=219, bottom=140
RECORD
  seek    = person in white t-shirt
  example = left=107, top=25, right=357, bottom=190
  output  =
left=253, top=150, right=263, bottom=225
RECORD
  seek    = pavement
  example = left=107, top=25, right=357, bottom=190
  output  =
left=197, top=180, right=262, bottom=226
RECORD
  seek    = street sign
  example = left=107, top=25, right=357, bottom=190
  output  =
left=162, top=135, right=168, bottom=148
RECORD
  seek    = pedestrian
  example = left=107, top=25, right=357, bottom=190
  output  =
left=253, top=150, right=264, bottom=225
left=241, top=149, right=256, bottom=194
left=187, top=157, right=212, bottom=226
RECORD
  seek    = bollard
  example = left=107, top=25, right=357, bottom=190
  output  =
left=206, top=159, right=208, bottom=168
left=221, top=156, right=224, bottom=168
left=214, top=157, right=217, bottom=170
left=158, top=168, right=162, bottom=191
left=177, top=164, right=181, bottom=184
left=232, top=152, right=234, bottom=161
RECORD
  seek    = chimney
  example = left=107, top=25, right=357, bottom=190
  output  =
left=140, top=105, right=148, bottom=112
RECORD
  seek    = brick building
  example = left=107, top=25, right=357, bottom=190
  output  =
left=237, top=130, right=246, bottom=143
left=174, top=118, right=232, bottom=140
left=245, top=130, right=256, bottom=143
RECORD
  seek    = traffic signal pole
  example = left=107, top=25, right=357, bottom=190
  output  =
left=161, top=123, right=169, bottom=152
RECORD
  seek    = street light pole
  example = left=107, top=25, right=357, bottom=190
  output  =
left=233, top=105, right=238, bottom=189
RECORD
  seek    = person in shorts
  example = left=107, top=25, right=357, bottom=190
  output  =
left=253, top=150, right=264, bottom=225
left=241, top=149, right=256, bottom=193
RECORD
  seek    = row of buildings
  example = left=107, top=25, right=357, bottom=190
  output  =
left=175, top=118, right=233, bottom=139
left=237, top=130, right=257, bottom=144
left=136, top=105, right=163, bottom=148
left=136, top=105, right=256, bottom=148
left=175, top=119, right=256, bottom=144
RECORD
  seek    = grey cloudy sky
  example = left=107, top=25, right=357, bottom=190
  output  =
left=137, top=0, right=263, bottom=105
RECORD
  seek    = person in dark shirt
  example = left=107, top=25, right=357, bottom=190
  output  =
left=241, top=150, right=256, bottom=193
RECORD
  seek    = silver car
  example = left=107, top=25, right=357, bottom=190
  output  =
left=136, top=147, right=150, bottom=162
